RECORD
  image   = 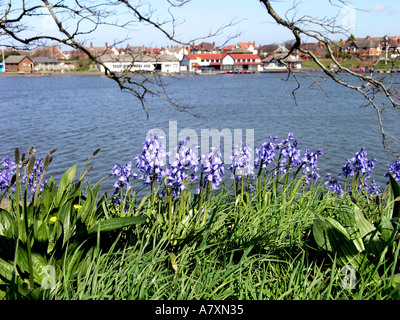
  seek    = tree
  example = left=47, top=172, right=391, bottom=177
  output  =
left=259, top=0, right=399, bottom=156
left=0, top=0, right=398, bottom=155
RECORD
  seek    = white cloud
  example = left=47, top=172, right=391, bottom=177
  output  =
left=364, top=3, right=387, bottom=12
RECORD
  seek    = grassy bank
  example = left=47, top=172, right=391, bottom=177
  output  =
left=1, top=137, right=400, bottom=300
left=302, top=59, right=400, bottom=70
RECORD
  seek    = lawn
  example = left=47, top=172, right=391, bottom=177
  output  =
left=1, top=134, right=400, bottom=300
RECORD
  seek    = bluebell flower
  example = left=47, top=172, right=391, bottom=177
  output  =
left=385, top=157, right=400, bottom=182
left=166, top=140, right=199, bottom=197
left=0, top=156, right=47, bottom=198
left=111, top=161, right=137, bottom=205
left=301, top=147, right=323, bottom=184
left=200, top=147, right=225, bottom=190
left=340, top=147, right=377, bottom=179
left=134, top=131, right=167, bottom=186
left=111, top=161, right=137, bottom=190
left=277, top=133, right=302, bottom=174
left=367, top=179, right=381, bottom=196
left=229, top=141, right=254, bottom=180
left=325, top=173, right=344, bottom=196
left=254, top=135, right=278, bottom=170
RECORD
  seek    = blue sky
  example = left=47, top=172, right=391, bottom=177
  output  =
left=38, top=0, right=400, bottom=47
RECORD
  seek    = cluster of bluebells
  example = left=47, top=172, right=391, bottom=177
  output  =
left=325, top=147, right=381, bottom=196
left=110, top=131, right=398, bottom=202
left=0, top=156, right=47, bottom=198
left=110, top=161, right=137, bottom=204
left=165, top=140, right=199, bottom=197
left=134, top=131, right=167, bottom=186
left=385, top=157, right=400, bottom=182
left=254, top=135, right=278, bottom=171
left=277, top=133, right=302, bottom=174
left=301, top=148, right=324, bottom=185
left=200, top=147, right=224, bottom=190
left=229, top=141, right=254, bottom=180
left=254, top=133, right=323, bottom=185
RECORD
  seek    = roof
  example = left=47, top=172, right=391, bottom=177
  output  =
left=185, top=54, right=227, bottom=60
left=4, top=55, right=32, bottom=64
left=192, top=42, right=216, bottom=51
left=237, top=42, right=255, bottom=49
left=263, top=53, right=300, bottom=63
left=228, top=53, right=261, bottom=60
left=33, top=57, right=61, bottom=64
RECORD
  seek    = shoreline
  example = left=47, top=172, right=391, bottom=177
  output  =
left=0, top=71, right=105, bottom=77
left=0, top=67, right=398, bottom=78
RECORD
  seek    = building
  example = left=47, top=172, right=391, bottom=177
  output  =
left=4, top=55, right=34, bottom=72
left=190, top=42, right=219, bottom=54
left=33, top=56, right=75, bottom=71
left=262, top=46, right=301, bottom=70
left=162, top=46, right=189, bottom=61
left=181, top=53, right=226, bottom=72
left=97, top=54, right=180, bottom=73
left=341, top=36, right=383, bottom=57
left=181, top=52, right=263, bottom=73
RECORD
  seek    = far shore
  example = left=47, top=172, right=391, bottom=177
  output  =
left=0, top=71, right=105, bottom=77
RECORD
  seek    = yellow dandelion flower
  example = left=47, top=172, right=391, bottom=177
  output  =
left=73, top=204, right=82, bottom=210
left=49, top=216, right=57, bottom=223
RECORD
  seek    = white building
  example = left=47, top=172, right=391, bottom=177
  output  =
left=97, top=54, right=180, bottom=73
left=262, top=46, right=302, bottom=70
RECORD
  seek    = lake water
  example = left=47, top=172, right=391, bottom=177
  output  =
left=1, top=73, right=399, bottom=194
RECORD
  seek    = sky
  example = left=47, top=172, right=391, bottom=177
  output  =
left=20, top=0, right=400, bottom=48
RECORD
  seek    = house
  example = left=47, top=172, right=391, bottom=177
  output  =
left=97, top=54, right=180, bottom=73
left=33, top=56, right=75, bottom=71
left=221, top=52, right=263, bottom=72
left=299, top=42, right=327, bottom=59
left=4, top=55, right=34, bottom=72
left=341, top=36, right=383, bottom=57
left=181, top=53, right=227, bottom=72
left=262, top=46, right=301, bottom=70
left=223, top=42, right=259, bottom=54
left=163, top=46, right=189, bottom=61
left=181, top=52, right=263, bottom=73
left=190, top=42, right=219, bottom=54
left=234, top=42, right=258, bottom=54
left=32, top=45, right=70, bottom=60
left=258, top=44, right=279, bottom=57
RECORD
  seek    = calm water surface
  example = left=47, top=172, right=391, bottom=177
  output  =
left=1, top=73, right=399, bottom=194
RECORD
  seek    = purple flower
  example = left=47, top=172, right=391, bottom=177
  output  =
left=301, top=148, right=323, bottom=184
left=166, top=140, right=199, bottom=197
left=134, top=131, right=167, bottom=186
left=200, top=147, right=225, bottom=190
left=111, top=161, right=137, bottom=189
left=0, top=156, right=47, bottom=198
left=385, top=157, right=400, bottom=182
left=277, top=133, right=302, bottom=174
left=254, top=135, right=278, bottom=170
left=325, top=173, right=344, bottom=196
left=340, top=147, right=377, bottom=179
left=367, top=179, right=381, bottom=196
left=229, top=141, right=254, bottom=180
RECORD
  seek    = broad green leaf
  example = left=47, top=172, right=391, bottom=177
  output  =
left=60, top=201, right=73, bottom=247
left=87, top=216, right=146, bottom=235
left=35, top=220, right=49, bottom=244
left=55, top=165, right=77, bottom=206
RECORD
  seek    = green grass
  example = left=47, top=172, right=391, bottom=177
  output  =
left=1, top=148, right=400, bottom=300
left=302, top=59, right=400, bottom=70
